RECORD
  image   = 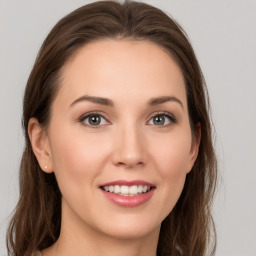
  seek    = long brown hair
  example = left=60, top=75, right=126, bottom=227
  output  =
left=7, top=1, right=217, bottom=256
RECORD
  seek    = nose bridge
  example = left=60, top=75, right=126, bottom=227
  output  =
left=112, top=118, right=146, bottom=168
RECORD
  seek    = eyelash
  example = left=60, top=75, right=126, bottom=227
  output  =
left=148, top=112, right=177, bottom=127
left=79, top=111, right=177, bottom=128
left=79, top=112, right=110, bottom=128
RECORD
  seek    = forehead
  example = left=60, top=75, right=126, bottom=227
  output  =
left=56, top=39, right=187, bottom=108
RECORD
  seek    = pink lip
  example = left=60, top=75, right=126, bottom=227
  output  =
left=100, top=179, right=154, bottom=187
left=100, top=189, right=155, bottom=207
left=99, top=180, right=156, bottom=207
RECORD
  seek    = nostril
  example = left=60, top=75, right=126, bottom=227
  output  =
left=116, top=160, right=144, bottom=168
left=111, top=134, right=146, bottom=167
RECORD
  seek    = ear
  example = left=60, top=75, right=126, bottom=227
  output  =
left=187, top=122, right=201, bottom=173
left=28, top=118, right=53, bottom=173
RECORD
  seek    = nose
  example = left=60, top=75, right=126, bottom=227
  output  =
left=111, top=123, right=147, bottom=168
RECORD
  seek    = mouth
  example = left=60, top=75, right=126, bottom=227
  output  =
left=100, top=184, right=153, bottom=196
left=99, top=180, right=156, bottom=207
left=99, top=180, right=156, bottom=196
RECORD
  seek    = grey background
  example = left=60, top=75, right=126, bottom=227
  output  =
left=0, top=0, right=255, bottom=255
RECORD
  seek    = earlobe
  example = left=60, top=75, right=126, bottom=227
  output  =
left=28, top=118, right=53, bottom=173
left=187, top=123, right=201, bottom=173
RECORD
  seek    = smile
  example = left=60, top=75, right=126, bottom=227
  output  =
left=99, top=180, right=156, bottom=207
left=102, top=185, right=151, bottom=196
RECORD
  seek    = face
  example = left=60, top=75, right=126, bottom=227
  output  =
left=31, top=40, right=200, bottom=241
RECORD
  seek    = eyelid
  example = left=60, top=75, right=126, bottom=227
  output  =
left=78, top=111, right=176, bottom=128
left=147, top=111, right=177, bottom=126
left=79, top=111, right=111, bottom=127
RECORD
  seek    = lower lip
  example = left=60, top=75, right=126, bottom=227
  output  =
left=101, top=189, right=155, bottom=207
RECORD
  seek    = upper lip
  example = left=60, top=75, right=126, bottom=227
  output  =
left=100, top=179, right=155, bottom=187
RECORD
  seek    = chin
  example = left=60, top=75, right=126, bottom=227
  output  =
left=93, top=213, right=161, bottom=240
left=103, top=226, right=159, bottom=240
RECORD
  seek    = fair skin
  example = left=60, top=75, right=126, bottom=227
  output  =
left=29, top=40, right=200, bottom=256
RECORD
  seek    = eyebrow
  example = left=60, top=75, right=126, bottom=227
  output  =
left=70, top=95, right=184, bottom=109
left=149, top=96, right=184, bottom=109
left=70, top=95, right=114, bottom=107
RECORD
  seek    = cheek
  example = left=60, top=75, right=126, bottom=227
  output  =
left=149, top=131, right=192, bottom=217
left=48, top=127, right=111, bottom=193
left=151, top=131, right=192, bottom=176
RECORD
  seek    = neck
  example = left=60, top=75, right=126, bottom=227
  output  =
left=45, top=226, right=160, bottom=256
left=56, top=231, right=159, bottom=256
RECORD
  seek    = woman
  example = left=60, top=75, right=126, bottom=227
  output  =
left=6, top=1, right=217, bottom=256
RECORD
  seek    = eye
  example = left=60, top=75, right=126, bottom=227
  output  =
left=148, top=113, right=176, bottom=126
left=80, top=113, right=109, bottom=127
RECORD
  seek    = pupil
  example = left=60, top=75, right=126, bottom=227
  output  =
left=154, top=115, right=165, bottom=125
left=89, top=115, right=100, bottom=125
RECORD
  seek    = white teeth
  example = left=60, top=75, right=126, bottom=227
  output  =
left=114, top=185, right=120, bottom=194
left=121, top=185, right=129, bottom=194
left=102, top=185, right=151, bottom=196
left=129, top=185, right=137, bottom=195
left=142, top=185, right=148, bottom=193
